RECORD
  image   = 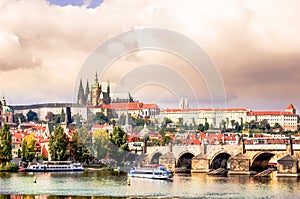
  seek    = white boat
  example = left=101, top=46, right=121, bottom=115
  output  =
left=23, top=161, right=84, bottom=172
left=128, top=164, right=174, bottom=180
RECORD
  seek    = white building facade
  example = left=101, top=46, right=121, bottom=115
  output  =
left=160, top=108, right=248, bottom=128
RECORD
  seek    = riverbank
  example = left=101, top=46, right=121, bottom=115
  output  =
left=0, top=163, right=19, bottom=172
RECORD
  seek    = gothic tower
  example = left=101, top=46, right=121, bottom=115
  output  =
left=77, top=78, right=85, bottom=105
left=91, top=72, right=101, bottom=106
left=84, top=80, right=90, bottom=105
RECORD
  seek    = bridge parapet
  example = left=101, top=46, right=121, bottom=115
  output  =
left=245, top=144, right=287, bottom=151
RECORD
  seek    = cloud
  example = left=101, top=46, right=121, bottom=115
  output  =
left=0, top=29, right=41, bottom=71
left=0, top=0, right=299, bottom=110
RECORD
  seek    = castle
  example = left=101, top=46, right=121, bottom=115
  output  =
left=77, top=73, right=111, bottom=106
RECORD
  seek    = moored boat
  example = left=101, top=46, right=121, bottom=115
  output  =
left=23, top=161, right=84, bottom=172
left=128, top=164, right=174, bottom=180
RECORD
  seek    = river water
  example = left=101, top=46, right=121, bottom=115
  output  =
left=1, top=170, right=300, bottom=199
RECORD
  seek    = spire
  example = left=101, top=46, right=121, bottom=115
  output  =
left=85, top=80, right=90, bottom=93
left=79, top=78, right=83, bottom=88
left=1, top=94, right=6, bottom=106
left=107, top=79, right=110, bottom=94
left=77, top=78, right=85, bottom=104
left=94, top=72, right=99, bottom=87
left=84, top=80, right=90, bottom=104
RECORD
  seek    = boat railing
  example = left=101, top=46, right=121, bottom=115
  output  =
left=43, top=161, right=73, bottom=165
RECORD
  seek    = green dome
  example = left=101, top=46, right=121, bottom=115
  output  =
left=3, top=106, right=12, bottom=112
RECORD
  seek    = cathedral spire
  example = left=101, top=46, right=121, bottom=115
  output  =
left=77, top=78, right=85, bottom=105
left=94, top=72, right=99, bottom=87
left=84, top=80, right=90, bottom=104
left=107, top=79, right=110, bottom=94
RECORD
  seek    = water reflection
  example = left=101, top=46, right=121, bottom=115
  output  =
left=1, top=171, right=300, bottom=198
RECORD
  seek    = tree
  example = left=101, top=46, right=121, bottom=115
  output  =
left=13, top=113, right=27, bottom=123
left=93, top=129, right=110, bottom=160
left=60, top=109, right=65, bottom=123
left=21, top=134, right=36, bottom=162
left=72, top=114, right=82, bottom=128
left=204, top=122, right=209, bottom=131
left=198, top=123, right=205, bottom=132
left=88, top=112, right=109, bottom=125
left=70, top=130, right=90, bottom=162
left=49, top=126, right=70, bottom=161
left=158, top=128, right=172, bottom=146
left=230, top=120, right=236, bottom=129
left=109, top=126, right=128, bottom=162
left=160, top=117, right=173, bottom=128
left=76, top=126, right=93, bottom=157
left=26, top=110, right=39, bottom=122
left=0, top=124, right=12, bottom=164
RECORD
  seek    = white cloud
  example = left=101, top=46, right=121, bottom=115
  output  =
left=0, top=0, right=299, bottom=110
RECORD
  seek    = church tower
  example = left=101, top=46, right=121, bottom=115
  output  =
left=91, top=72, right=101, bottom=106
left=77, top=78, right=85, bottom=105
left=286, top=103, right=296, bottom=114
left=84, top=80, right=90, bottom=105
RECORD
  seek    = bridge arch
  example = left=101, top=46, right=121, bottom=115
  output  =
left=176, top=151, right=195, bottom=170
left=150, top=152, right=163, bottom=164
left=210, top=151, right=232, bottom=170
left=250, top=151, right=275, bottom=172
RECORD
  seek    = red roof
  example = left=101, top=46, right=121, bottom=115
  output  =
left=286, top=103, right=295, bottom=110
left=96, top=102, right=159, bottom=110
left=142, top=104, right=159, bottom=109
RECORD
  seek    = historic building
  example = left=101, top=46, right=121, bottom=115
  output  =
left=77, top=73, right=111, bottom=106
left=160, top=107, right=248, bottom=129
left=1, top=96, right=13, bottom=125
left=247, top=103, right=298, bottom=131
left=161, top=102, right=299, bottom=131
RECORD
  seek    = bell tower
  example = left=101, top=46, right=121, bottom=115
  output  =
left=91, top=72, right=101, bottom=106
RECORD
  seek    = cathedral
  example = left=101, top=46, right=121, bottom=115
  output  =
left=77, top=73, right=111, bottom=106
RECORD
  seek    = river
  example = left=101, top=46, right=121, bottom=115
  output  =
left=1, top=170, right=300, bottom=199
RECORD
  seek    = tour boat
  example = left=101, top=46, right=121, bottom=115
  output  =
left=128, top=164, right=174, bottom=180
left=24, top=161, right=84, bottom=172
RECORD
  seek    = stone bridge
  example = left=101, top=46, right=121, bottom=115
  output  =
left=144, top=142, right=300, bottom=175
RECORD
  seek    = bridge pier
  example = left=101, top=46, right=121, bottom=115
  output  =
left=191, top=154, right=211, bottom=173
left=228, top=153, right=251, bottom=175
left=159, top=152, right=176, bottom=170
left=276, top=154, right=299, bottom=177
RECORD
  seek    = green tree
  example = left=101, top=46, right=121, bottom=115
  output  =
left=161, top=117, right=173, bottom=128
left=204, top=122, right=209, bottom=131
left=0, top=124, right=12, bottom=164
left=198, top=123, right=205, bottom=132
left=49, top=126, right=70, bottom=161
left=158, top=128, right=172, bottom=146
left=70, top=130, right=90, bottom=162
left=60, top=109, right=65, bottom=123
left=26, top=110, right=39, bottom=122
left=72, top=114, right=82, bottom=128
left=76, top=126, right=93, bottom=156
left=109, top=126, right=128, bottom=162
left=132, top=117, right=145, bottom=127
left=21, top=134, right=36, bottom=162
left=93, top=129, right=110, bottom=160
left=88, top=112, right=109, bottom=125
left=13, top=113, right=27, bottom=123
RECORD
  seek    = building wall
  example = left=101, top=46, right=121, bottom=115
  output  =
left=160, top=109, right=248, bottom=128
left=13, top=104, right=88, bottom=121
left=247, top=114, right=298, bottom=131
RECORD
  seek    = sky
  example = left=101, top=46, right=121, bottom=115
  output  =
left=0, top=0, right=300, bottom=111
